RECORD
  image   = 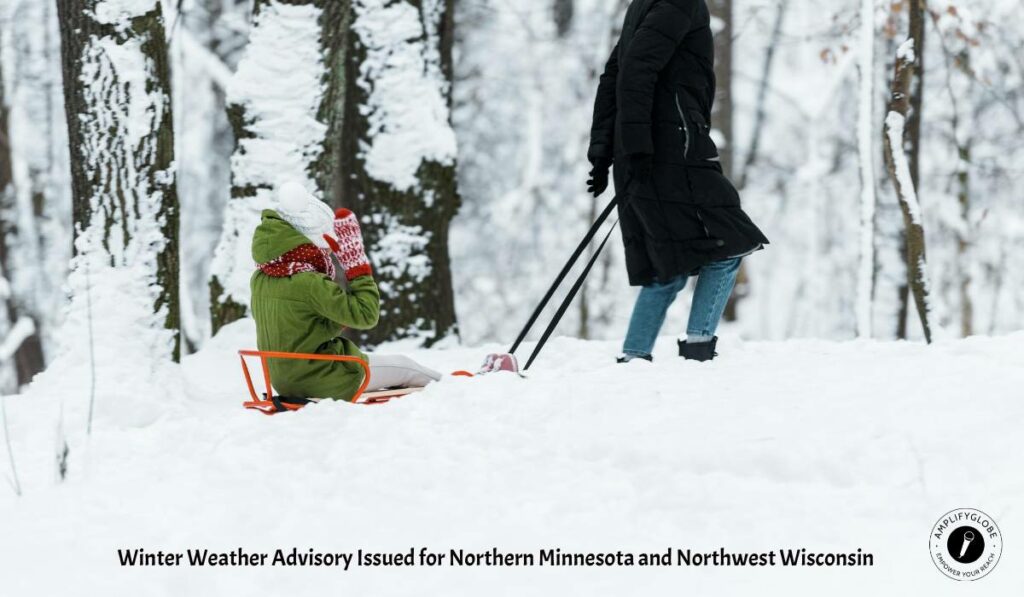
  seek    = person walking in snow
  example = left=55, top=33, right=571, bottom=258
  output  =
left=250, top=181, right=442, bottom=401
left=587, top=0, right=769, bottom=362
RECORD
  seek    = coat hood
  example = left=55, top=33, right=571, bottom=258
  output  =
left=252, top=209, right=315, bottom=264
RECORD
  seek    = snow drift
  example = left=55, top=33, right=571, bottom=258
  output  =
left=1, top=321, right=1022, bottom=595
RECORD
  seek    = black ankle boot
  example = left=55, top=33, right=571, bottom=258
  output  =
left=678, top=337, right=718, bottom=362
left=616, top=354, right=653, bottom=364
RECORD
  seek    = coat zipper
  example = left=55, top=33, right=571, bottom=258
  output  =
left=675, top=92, right=691, bottom=159
left=675, top=92, right=711, bottom=239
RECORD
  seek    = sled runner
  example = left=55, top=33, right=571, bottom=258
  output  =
left=243, top=388, right=425, bottom=414
left=239, top=349, right=422, bottom=414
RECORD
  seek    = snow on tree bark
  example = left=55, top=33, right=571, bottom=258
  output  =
left=883, top=39, right=933, bottom=343
left=173, top=0, right=246, bottom=351
left=209, top=0, right=327, bottom=334
left=325, top=0, right=460, bottom=347
left=56, top=0, right=180, bottom=360
left=0, top=38, right=46, bottom=389
left=895, top=0, right=926, bottom=339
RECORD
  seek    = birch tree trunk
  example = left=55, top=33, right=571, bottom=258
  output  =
left=856, top=0, right=877, bottom=338
left=0, top=41, right=46, bottom=389
left=324, top=0, right=460, bottom=347
left=0, top=14, right=62, bottom=388
left=952, top=48, right=973, bottom=338
left=56, top=0, right=181, bottom=359
left=883, top=38, right=932, bottom=343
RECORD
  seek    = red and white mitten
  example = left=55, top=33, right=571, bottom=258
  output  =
left=323, top=208, right=372, bottom=281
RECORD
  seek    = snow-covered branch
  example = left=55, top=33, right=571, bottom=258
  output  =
left=173, top=26, right=234, bottom=91
left=0, top=317, right=35, bottom=362
left=884, top=35, right=934, bottom=342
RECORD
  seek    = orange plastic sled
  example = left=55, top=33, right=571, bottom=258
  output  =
left=239, top=349, right=418, bottom=415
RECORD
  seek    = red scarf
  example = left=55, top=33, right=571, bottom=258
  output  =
left=258, top=244, right=336, bottom=279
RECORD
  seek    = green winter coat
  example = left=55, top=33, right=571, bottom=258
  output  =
left=250, top=210, right=380, bottom=401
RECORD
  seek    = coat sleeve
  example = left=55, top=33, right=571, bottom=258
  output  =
left=588, top=42, right=620, bottom=162
left=617, top=0, right=698, bottom=156
left=306, top=274, right=381, bottom=331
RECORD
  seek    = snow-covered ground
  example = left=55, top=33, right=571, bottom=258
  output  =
left=2, top=320, right=1022, bottom=595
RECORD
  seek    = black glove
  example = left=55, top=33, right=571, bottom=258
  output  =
left=629, top=153, right=653, bottom=185
left=587, top=157, right=612, bottom=197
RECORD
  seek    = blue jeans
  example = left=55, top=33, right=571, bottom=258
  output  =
left=622, top=257, right=742, bottom=358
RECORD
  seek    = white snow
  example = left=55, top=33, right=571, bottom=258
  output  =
left=209, top=196, right=268, bottom=304
left=210, top=1, right=327, bottom=307
left=896, top=38, right=916, bottom=63
left=92, top=0, right=159, bottom=24
left=3, top=3, right=1024, bottom=590
left=352, top=0, right=457, bottom=192
left=884, top=111, right=922, bottom=226
left=884, top=108, right=935, bottom=332
left=226, top=2, right=325, bottom=191
left=54, top=6, right=178, bottom=403
left=2, top=320, right=1022, bottom=594
left=369, top=214, right=433, bottom=296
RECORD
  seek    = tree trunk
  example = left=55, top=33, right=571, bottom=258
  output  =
left=176, top=0, right=242, bottom=351
left=856, top=0, right=877, bottom=338
left=953, top=48, right=973, bottom=338
left=906, top=0, right=925, bottom=191
left=56, top=0, right=180, bottom=359
left=210, top=0, right=329, bottom=334
left=725, top=0, right=785, bottom=324
left=707, top=0, right=744, bottom=322
left=707, top=0, right=733, bottom=178
left=0, top=48, right=46, bottom=388
left=214, top=0, right=460, bottom=347
left=956, top=139, right=972, bottom=337
left=325, top=0, right=460, bottom=347
left=895, top=0, right=925, bottom=339
left=883, top=38, right=932, bottom=343
left=737, top=0, right=786, bottom=189
left=553, top=0, right=574, bottom=38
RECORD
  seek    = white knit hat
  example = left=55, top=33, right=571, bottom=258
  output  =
left=275, top=180, right=335, bottom=248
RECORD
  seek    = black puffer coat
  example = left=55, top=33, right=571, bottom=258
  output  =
left=589, top=0, right=768, bottom=287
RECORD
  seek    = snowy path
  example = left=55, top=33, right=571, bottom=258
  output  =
left=2, top=321, right=1022, bottom=595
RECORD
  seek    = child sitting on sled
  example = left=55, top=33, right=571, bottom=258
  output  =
left=250, top=181, right=442, bottom=401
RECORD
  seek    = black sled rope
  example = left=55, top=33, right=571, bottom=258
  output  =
left=509, top=196, right=619, bottom=371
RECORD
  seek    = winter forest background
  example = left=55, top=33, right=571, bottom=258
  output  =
left=1, top=0, right=1023, bottom=394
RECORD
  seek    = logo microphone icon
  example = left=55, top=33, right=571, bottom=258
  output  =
left=931, top=508, right=1002, bottom=581
left=959, top=530, right=975, bottom=559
